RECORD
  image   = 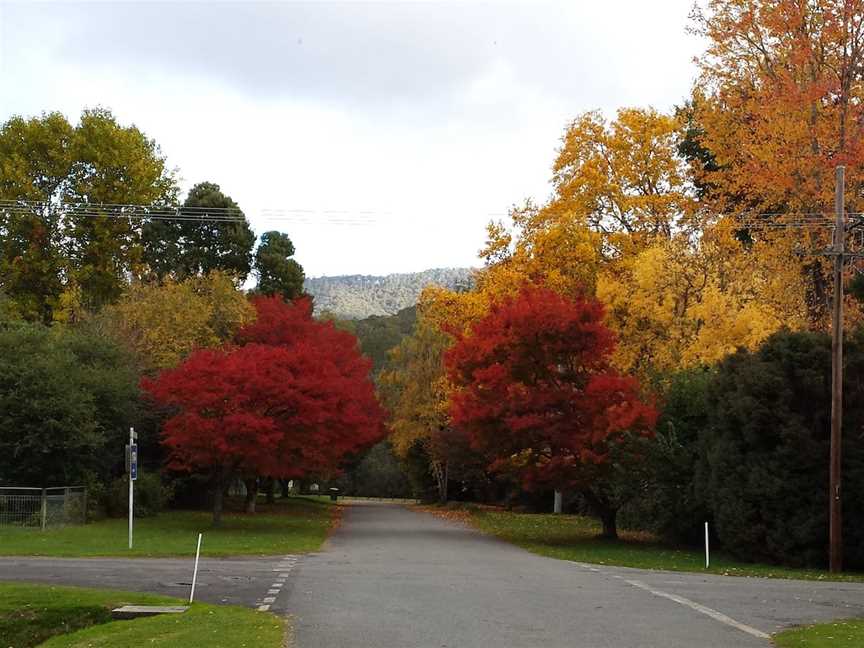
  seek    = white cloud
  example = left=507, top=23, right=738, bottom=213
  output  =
left=0, top=0, right=703, bottom=276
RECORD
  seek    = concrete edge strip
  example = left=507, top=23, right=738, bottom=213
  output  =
left=623, top=579, right=771, bottom=641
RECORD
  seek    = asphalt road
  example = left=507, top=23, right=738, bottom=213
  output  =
left=2, top=503, right=864, bottom=647
left=0, top=554, right=298, bottom=614
left=284, top=502, right=864, bottom=648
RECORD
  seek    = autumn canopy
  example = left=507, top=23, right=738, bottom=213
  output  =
left=144, top=296, right=384, bottom=524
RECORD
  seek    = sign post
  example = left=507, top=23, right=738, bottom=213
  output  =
left=127, top=427, right=137, bottom=549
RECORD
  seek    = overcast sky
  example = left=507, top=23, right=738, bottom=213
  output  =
left=0, top=0, right=703, bottom=277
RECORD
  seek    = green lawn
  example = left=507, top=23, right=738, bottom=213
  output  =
left=457, top=507, right=864, bottom=582
left=0, top=496, right=336, bottom=558
left=0, top=581, right=284, bottom=648
left=773, top=619, right=864, bottom=647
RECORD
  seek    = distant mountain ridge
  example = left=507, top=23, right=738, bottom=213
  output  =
left=304, top=267, right=474, bottom=319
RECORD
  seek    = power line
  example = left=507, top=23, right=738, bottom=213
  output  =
left=0, top=200, right=382, bottom=225
left=4, top=200, right=864, bottom=230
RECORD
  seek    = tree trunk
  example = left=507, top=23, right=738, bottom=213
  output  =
left=265, top=478, right=276, bottom=504
left=599, top=509, right=618, bottom=540
left=582, top=489, right=618, bottom=540
left=431, top=460, right=448, bottom=504
left=280, top=479, right=290, bottom=498
left=212, top=475, right=225, bottom=528
left=244, top=478, right=258, bottom=513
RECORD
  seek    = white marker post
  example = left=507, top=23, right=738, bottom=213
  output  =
left=189, top=533, right=203, bottom=603
left=704, top=521, right=710, bottom=569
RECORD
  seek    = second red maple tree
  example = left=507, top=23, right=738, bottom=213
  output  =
left=446, top=284, right=656, bottom=538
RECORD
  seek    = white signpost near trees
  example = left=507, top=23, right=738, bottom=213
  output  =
left=126, top=427, right=138, bottom=549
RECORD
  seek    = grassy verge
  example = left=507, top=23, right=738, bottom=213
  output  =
left=428, top=504, right=864, bottom=583
left=773, top=619, right=864, bottom=647
left=0, top=581, right=284, bottom=648
left=0, top=496, right=336, bottom=558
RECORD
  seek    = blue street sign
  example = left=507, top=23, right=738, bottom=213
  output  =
left=129, top=443, right=138, bottom=481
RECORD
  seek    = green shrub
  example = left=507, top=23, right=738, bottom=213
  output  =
left=698, top=330, right=864, bottom=568
left=619, top=369, right=713, bottom=545
left=105, top=472, right=172, bottom=518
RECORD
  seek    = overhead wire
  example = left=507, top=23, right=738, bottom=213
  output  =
left=0, top=200, right=382, bottom=226
left=3, top=200, right=864, bottom=231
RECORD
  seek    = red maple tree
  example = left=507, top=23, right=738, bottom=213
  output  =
left=143, top=295, right=384, bottom=525
left=446, top=284, right=656, bottom=537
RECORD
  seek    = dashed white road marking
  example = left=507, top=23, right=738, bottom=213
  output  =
left=257, top=555, right=299, bottom=612
left=623, top=578, right=770, bottom=640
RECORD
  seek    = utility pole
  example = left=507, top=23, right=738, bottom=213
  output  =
left=830, top=165, right=845, bottom=573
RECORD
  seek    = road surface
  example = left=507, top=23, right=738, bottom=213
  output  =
left=285, top=502, right=864, bottom=648
left=0, top=555, right=297, bottom=614
left=2, top=502, right=864, bottom=647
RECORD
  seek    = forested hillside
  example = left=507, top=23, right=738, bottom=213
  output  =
left=339, top=306, right=417, bottom=375
left=305, top=268, right=473, bottom=319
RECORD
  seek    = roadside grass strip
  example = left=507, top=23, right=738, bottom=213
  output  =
left=0, top=496, right=335, bottom=558
left=773, top=619, right=864, bottom=647
left=437, top=505, right=864, bottom=583
left=0, top=581, right=284, bottom=648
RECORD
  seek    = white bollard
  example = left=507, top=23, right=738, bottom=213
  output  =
left=553, top=490, right=562, bottom=514
left=704, top=522, right=710, bottom=569
left=189, top=533, right=203, bottom=603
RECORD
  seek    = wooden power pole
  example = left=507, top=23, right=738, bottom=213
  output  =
left=830, top=165, right=845, bottom=573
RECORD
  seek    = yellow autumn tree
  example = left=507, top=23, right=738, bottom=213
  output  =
left=597, top=225, right=809, bottom=376
left=423, top=107, right=691, bottom=325
left=102, top=271, right=255, bottom=371
left=424, top=105, right=813, bottom=379
left=424, top=108, right=692, bottom=356
left=378, top=317, right=453, bottom=501
left=548, top=108, right=697, bottom=254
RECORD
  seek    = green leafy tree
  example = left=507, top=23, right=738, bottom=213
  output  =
left=0, top=290, right=18, bottom=324
left=254, top=231, right=305, bottom=300
left=143, top=182, right=255, bottom=282
left=0, top=109, right=178, bottom=320
left=0, top=321, right=140, bottom=486
left=0, top=113, right=73, bottom=322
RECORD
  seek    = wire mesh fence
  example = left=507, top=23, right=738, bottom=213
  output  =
left=0, top=486, right=87, bottom=528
